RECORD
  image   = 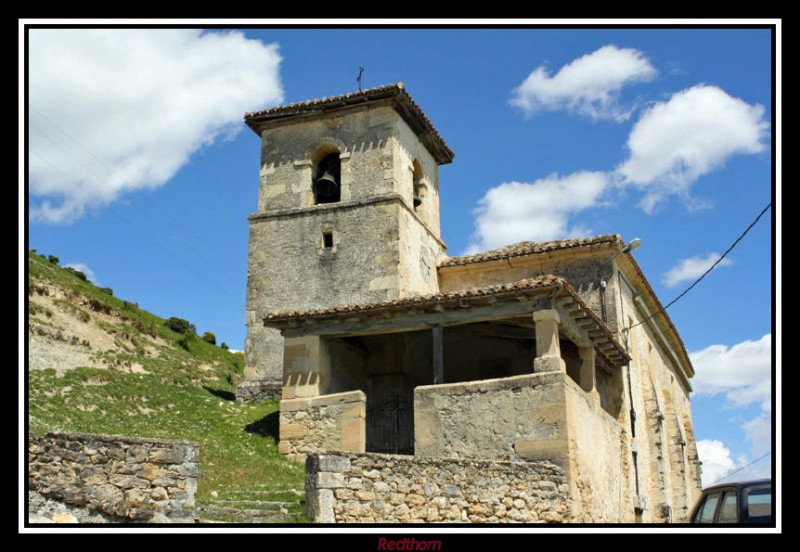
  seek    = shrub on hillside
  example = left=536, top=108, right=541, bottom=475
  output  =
left=220, top=342, right=229, bottom=350
left=165, top=317, right=193, bottom=334
left=99, top=287, right=113, bottom=295
left=48, top=255, right=60, bottom=265
left=177, top=334, right=191, bottom=351
left=65, top=267, right=88, bottom=281
left=202, top=332, right=216, bottom=345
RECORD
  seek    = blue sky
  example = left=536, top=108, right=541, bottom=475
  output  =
left=25, top=24, right=777, bottom=488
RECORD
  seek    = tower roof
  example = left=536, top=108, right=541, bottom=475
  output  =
left=244, top=83, right=454, bottom=165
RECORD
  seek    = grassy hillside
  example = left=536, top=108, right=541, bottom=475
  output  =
left=27, top=251, right=305, bottom=521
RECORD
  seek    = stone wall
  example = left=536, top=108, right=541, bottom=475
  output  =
left=563, top=375, right=626, bottom=522
left=279, top=390, right=366, bottom=463
left=28, top=432, right=198, bottom=522
left=235, top=379, right=282, bottom=403
left=414, top=372, right=571, bottom=466
left=305, top=452, right=571, bottom=523
left=414, top=372, right=629, bottom=522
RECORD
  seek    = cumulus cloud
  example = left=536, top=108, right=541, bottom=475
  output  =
left=742, top=415, right=771, bottom=458
left=510, top=45, right=657, bottom=121
left=663, top=252, right=733, bottom=288
left=28, top=29, right=284, bottom=223
left=696, top=439, right=736, bottom=487
left=617, top=84, right=768, bottom=212
left=690, top=334, right=771, bottom=412
left=465, top=171, right=610, bottom=253
left=697, top=436, right=772, bottom=487
left=63, top=263, right=99, bottom=285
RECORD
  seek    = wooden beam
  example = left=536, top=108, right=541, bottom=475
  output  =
left=277, top=298, right=550, bottom=338
left=552, top=303, right=593, bottom=348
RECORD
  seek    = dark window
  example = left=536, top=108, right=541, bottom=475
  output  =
left=323, top=232, right=334, bottom=249
left=412, top=160, right=423, bottom=209
left=746, top=487, right=772, bottom=520
left=717, top=492, right=738, bottom=523
left=695, top=492, right=722, bottom=523
left=313, top=153, right=341, bottom=204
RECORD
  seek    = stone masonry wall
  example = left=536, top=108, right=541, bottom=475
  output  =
left=28, top=432, right=198, bottom=522
left=279, top=390, right=366, bottom=463
left=306, top=452, right=571, bottom=523
left=414, top=372, right=571, bottom=467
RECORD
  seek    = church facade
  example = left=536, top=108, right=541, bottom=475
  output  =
left=240, top=83, right=702, bottom=522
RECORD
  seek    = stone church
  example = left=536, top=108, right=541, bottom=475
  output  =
left=238, top=83, right=702, bottom=523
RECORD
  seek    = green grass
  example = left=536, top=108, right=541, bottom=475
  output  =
left=27, top=251, right=306, bottom=519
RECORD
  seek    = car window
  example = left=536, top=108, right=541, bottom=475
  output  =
left=697, top=492, right=722, bottom=523
left=717, top=491, right=738, bottom=523
left=746, top=487, right=772, bottom=520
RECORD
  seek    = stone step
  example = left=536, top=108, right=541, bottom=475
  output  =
left=212, top=489, right=304, bottom=501
left=197, top=506, right=304, bottom=524
left=205, top=499, right=297, bottom=511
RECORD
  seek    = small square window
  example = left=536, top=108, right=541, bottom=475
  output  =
left=323, top=232, right=334, bottom=249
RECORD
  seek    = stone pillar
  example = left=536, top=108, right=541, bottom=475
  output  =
left=578, top=347, right=601, bottom=403
left=281, top=336, right=327, bottom=399
left=533, top=309, right=566, bottom=373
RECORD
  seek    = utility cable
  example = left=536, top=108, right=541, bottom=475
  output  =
left=710, top=451, right=771, bottom=485
left=625, top=202, right=772, bottom=335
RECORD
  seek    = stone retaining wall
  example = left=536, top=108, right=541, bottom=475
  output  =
left=235, top=380, right=282, bottom=403
left=279, top=390, right=366, bottom=463
left=414, top=372, right=570, bottom=466
left=28, top=432, right=198, bottom=522
left=305, top=452, right=571, bottom=523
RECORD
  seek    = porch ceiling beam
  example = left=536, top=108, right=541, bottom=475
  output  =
left=551, top=302, right=593, bottom=349
left=278, top=298, right=552, bottom=338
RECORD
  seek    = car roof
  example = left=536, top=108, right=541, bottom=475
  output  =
left=701, top=479, right=771, bottom=493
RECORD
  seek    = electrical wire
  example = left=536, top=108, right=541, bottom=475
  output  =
left=710, top=451, right=771, bottom=485
left=625, top=202, right=772, bottom=335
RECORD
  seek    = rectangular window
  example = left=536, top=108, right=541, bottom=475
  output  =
left=323, top=232, right=334, bottom=249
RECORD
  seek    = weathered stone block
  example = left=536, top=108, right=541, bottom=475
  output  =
left=318, top=455, right=351, bottom=472
left=150, top=487, right=169, bottom=501
left=317, top=472, right=345, bottom=489
left=148, top=448, right=185, bottom=464
left=281, top=424, right=309, bottom=440
left=109, top=474, right=151, bottom=490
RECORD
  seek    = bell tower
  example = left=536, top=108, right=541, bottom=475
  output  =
left=238, top=83, right=454, bottom=400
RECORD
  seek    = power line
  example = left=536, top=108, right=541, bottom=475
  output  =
left=626, top=202, right=772, bottom=335
left=710, top=451, right=771, bottom=485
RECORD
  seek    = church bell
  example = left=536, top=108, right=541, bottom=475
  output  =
left=314, top=171, right=340, bottom=203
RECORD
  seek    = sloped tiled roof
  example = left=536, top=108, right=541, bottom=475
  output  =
left=265, top=275, right=561, bottom=322
left=439, top=235, right=622, bottom=267
left=263, top=275, right=630, bottom=368
left=439, top=233, right=694, bottom=379
left=244, top=83, right=454, bottom=165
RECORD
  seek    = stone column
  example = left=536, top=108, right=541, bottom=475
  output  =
left=281, top=336, right=326, bottom=399
left=533, top=309, right=566, bottom=373
left=578, top=346, right=601, bottom=403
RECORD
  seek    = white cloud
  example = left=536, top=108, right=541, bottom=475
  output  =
left=663, top=252, right=733, bottom=288
left=742, top=415, right=771, bottom=458
left=466, top=171, right=609, bottom=253
left=617, top=84, right=768, bottom=212
left=690, top=334, right=771, bottom=412
left=510, top=45, right=657, bottom=121
left=696, top=439, right=736, bottom=488
left=28, top=29, right=284, bottom=223
left=63, top=263, right=99, bottom=285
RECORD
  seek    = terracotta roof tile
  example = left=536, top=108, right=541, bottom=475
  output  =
left=439, top=234, right=622, bottom=267
left=244, top=83, right=454, bottom=165
left=264, top=275, right=563, bottom=322
left=263, top=274, right=630, bottom=367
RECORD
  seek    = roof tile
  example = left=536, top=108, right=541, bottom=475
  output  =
left=439, top=235, right=621, bottom=267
